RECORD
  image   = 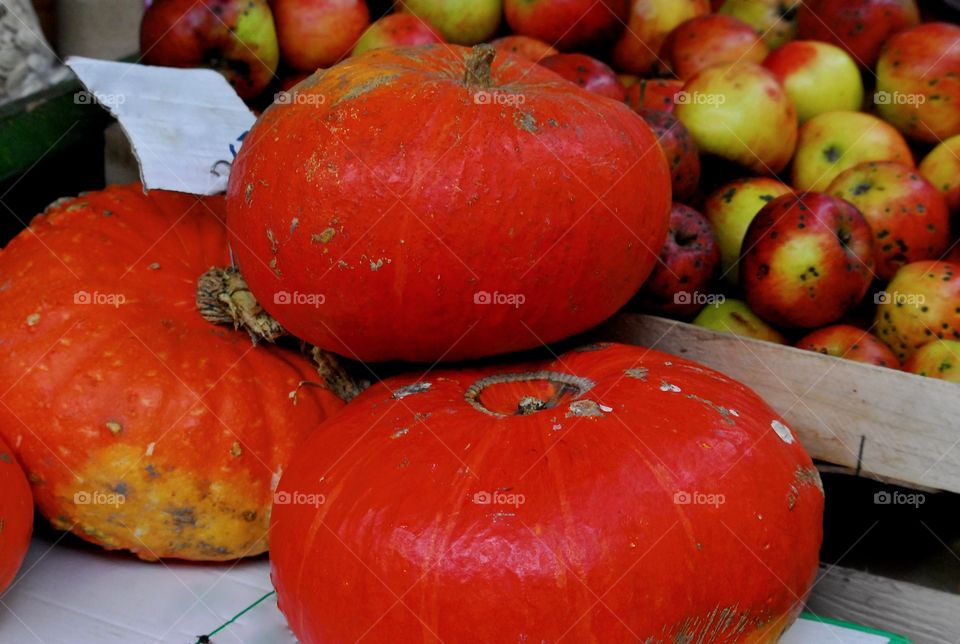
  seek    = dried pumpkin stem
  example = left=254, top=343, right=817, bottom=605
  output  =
left=464, top=44, right=496, bottom=89
left=197, top=267, right=286, bottom=344
left=311, top=348, right=371, bottom=403
left=196, top=267, right=368, bottom=403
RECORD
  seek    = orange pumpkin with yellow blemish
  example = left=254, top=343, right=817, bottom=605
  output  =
left=0, top=185, right=344, bottom=561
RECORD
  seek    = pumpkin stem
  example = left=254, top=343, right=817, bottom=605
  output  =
left=197, top=267, right=368, bottom=403
left=464, top=44, right=496, bottom=89
left=197, top=267, right=286, bottom=344
left=311, top=348, right=371, bottom=403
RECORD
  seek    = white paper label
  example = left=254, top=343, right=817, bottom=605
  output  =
left=66, top=57, right=255, bottom=195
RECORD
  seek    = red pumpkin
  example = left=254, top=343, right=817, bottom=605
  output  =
left=0, top=185, right=344, bottom=561
left=0, top=435, right=32, bottom=593
left=226, top=45, right=671, bottom=362
left=271, top=343, right=824, bottom=642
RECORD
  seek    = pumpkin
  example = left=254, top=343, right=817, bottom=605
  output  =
left=0, top=185, right=344, bottom=561
left=271, top=343, right=823, bottom=642
left=226, top=44, right=671, bottom=363
left=0, top=435, right=32, bottom=593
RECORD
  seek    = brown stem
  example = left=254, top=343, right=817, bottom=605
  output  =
left=464, top=44, right=496, bottom=89
left=197, top=267, right=286, bottom=344
left=196, top=267, right=369, bottom=402
left=311, top=347, right=371, bottom=403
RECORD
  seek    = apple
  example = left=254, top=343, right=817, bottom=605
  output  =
left=797, top=0, right=919, bottom=68
left=919, top=135, right=960, bottom=214
left=795, top=325, right=899, bottom=368
left=791, top=111, right=913, bottom=193
left=490, top=35, right=558, bottom=63
left=718, top=0, right=802, bottom=49
left=875, top=23, right=960, bottom=143
left=875, top=261, right=960, bottom=361
left=638, top=203, right=720, bottom=317
left=675, top=63, right=797, bottom=174
left=624, top=78, right=684, bottom=113
left=140, top=0, right=279, bottom=99
left=661, top=14, right=769, bottom=80
left=611, top=0, right=710, bottom=75
left=635, top=109, right=700, bottom=202
left=400, top=0, right=502, bottom=45
left=503, top=0, right=629, bottom=51
left=704, top=177, right=794, bottom=284
left=272, top=0, right=369, bottom=71
left=763, top=40, right=864, bottom=122
left=692, top=298, right=787, bottom=343
left=827, top=161, right=949, bottom=280
left=903, top=340, right=960, bottom=382
left=740, top=192, right=875, bottom=329
left=539, top=54, right=626, bottom=101
left=351, top=13, right=443, bottom=56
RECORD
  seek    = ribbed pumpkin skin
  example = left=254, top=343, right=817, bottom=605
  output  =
left=0, top=186, right=344, bottom=561
left=226, top=45, right=671, bottom=363
left=270, top=343, right=823, bottom=642
left=0, top=435, right=32, bottom=593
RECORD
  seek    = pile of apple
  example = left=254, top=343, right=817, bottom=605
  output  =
left=139, top=0, right=960, bottom=380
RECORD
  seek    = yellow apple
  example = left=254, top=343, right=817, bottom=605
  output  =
left=791, top=111, right=913, bottom=192
left=718, top=0, right=802, bottom=49
left=675, top=62, right=797, bottom=174
left=763, top=40, right=864, bottom=122
left=704, top=177, right=794, bottom=284
left=692, top=298, right=786, bottom=344
left=919, top=135, right=960, bottom=214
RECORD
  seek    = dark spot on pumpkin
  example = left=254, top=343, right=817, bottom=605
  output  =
left=167, top=507, right=196, bottom=530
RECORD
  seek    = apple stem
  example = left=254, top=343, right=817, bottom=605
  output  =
left=464, top=44, right=496, bottom=89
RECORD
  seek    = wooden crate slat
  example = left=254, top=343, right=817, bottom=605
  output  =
left=600, top=313, right=960, bottom=495
left=808, top=564, right=960, bottom=643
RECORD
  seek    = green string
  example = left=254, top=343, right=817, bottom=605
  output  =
left=197, top=590, right=276, bottom=642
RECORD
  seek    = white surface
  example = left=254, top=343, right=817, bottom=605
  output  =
left=65, top=58, right=256, bottom=196
left=0, top=535, right=894, bottom=643
left=0, top=534, right=292, bottom=644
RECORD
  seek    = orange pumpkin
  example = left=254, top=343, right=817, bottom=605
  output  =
left=271, top=343, right=824, bottom=642
left=0, top=185, right=344, bottom=561
left=226, top=45, right=671, bottom=363
left=0, top=435, right=31, bottom=593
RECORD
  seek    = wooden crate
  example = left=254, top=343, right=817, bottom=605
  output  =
left=601, top=313, right=960, bottom=495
